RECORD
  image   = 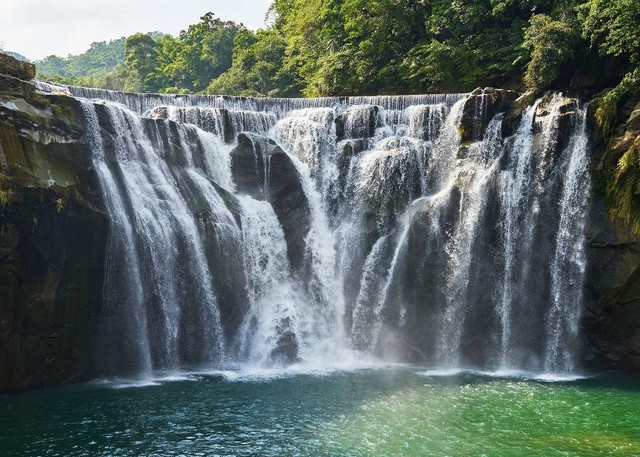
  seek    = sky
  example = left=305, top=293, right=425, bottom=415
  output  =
left=2, top=0, right=273, bottom=61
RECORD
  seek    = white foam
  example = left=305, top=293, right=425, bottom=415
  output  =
left=90, top=372, right=201, bottom=389
left=417, top=367, right=589, bottom=382
left=208, top=353, right=395, bottom=382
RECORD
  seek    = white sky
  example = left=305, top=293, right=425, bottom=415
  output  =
left=2, top=0, right=273, bottom=61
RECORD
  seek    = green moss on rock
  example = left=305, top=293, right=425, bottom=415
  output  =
left=0, top=53, right=36, bottom=81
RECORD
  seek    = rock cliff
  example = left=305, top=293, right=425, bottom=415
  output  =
left=0, top=63, right=107, bottom=392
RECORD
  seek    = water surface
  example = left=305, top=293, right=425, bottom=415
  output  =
left=2, top=368, right=639, bottom=456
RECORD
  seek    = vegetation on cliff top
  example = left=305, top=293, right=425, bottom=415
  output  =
left=34, top=0, right=638, bottom=98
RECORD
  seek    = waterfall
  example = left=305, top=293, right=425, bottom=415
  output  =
left=235, top=195, right=306, bottom=364
left=80, top=99, right=235, bottom=374
left=545, top=103, right=591, bottom=373
left=497, top=102, right=540, bottom=368
left=436, top=115, right=505, bottom=367
left=80, top=100, right=153, bottom=375
left=62, top=81, right=592, bottom=376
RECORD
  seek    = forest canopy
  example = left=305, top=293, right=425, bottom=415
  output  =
left=35, top=0, right=638, bottom=98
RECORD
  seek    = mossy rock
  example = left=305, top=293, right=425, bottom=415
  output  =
left=0, top=53, right=35, bottom=81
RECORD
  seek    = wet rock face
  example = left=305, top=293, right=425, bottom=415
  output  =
left=230, top=132, right=312, bottom=273
left=354, top=139, right=424, bottom=232
left=149, top=106, right=237, bottom=143
left=583, top=197, right=640, bottom=371
left=0, top=53, right=36, bottom=81
left=231, top=132, right=270, bottom=200
left=459, top=88, right=520, bottom=142
left=528, top=94, right=581, bottom=181
left=534, top=95, right=578, bottom=155
left=335, top=105, right=379, bottom=140
left=501, top=90, right=537, bottom=138
left=0, top=75, right=108, bottom=393
left=269, top=317, right=301, bottom=364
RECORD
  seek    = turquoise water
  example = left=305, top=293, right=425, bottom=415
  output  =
left=1, top=368, right=639, bottom=456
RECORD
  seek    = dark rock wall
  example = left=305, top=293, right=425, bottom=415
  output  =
left=230, top=132, right=311, bottom=274
left=0, top=75, right=107, bottom=392
left=583, top=96, right=640, bottom=371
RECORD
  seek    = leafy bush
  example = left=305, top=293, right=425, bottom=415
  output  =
left=522, top=14, right=577, bottom=90
left=608, top=142, right=640, bottom=235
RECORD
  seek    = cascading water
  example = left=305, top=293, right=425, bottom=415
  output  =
left=80, top=100, right=237, bottom=374
left=436, top=114, right=505, bottom=367
left=61, top=82, right=592, bottom=377
left=545, top=103, right=591, bottom=373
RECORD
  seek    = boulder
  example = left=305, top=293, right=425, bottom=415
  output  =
left=268, top=317, right=301, bottom=364
left=459, top=87, right=520, bottom=142
left=230, top=132, right=311, bottom=272
left=0, top=53, right=36, bottom=81
left=335, top=105, right=379, bottom=140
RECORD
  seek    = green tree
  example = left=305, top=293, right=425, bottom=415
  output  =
left=579, top=0, right=640, bottom=65
left=168, top=13, right=244, bottom=92
left=400, top=0, right=555, bottom=92
left=125, top=33, right=161, bottom=92
left=38, top=38, right=127, bottom=80
left=208, top=29, right=302, bottom=97
left=274, top=0, right=347, bottom=96
left=522, top=14, right=578, bottom=89
left=402, top=39, right=484, bottom=92
left=579, top=0, right=640, bottom=137
left=338, top=0, right=426, bottom=94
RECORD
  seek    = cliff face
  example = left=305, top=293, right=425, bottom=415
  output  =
left=0, top=65, right=108, bottom=392
left=583, top=96, right=640, bottom=371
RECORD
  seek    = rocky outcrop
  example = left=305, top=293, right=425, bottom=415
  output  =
left=534, top=94, right=579, bottom=155
left=0, top=53, right=35, bottom=81
left=0, top=73, right=108, bottom=393
left=230, top=132, right=311, bottom=273
left=335, top=105, right=379, bottom=140
left=502, top=90, right=537, bottom=137
left=459, top=87, right=520, bottom=142
left=607, top=101, right=640, bottom=160
left=530, top=94, right=581, bottom=181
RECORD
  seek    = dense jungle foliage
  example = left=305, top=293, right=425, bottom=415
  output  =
left=34, top=0, right=638, bottom=97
